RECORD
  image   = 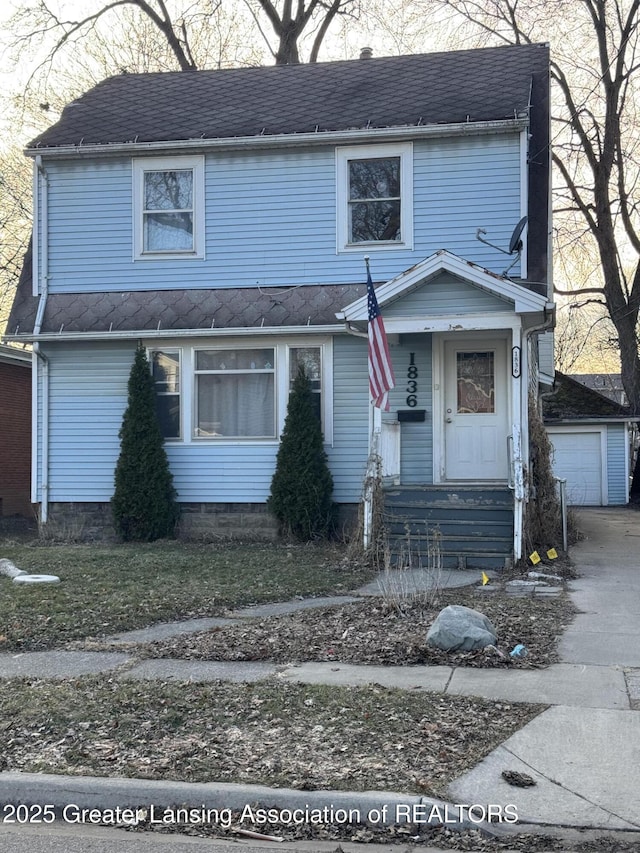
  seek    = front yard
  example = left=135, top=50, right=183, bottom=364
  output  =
left=0, top=539, right=373, bottom=651
left=0, top=537, right=572, bottom=811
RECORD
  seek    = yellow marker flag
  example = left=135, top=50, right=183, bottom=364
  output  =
left=547, top=548, right=558, bottom=560
left=481, top=571, right=490, bottom=586
left=529, top=551, right=541, bottom=565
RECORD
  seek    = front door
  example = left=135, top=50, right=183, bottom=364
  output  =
left=443, top=339, right=509, bottom=480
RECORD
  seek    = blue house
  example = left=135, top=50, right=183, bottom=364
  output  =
left=5, top=45, right=553, bottom=564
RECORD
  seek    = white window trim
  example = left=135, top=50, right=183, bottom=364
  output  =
left=133, top=155, right=205, bottom=261
left=283, top=339, right=333, bottom=445
left=336, top=142, right=413, bottom=253
left=193, top=344, right=278, bottom=441
left=148, top=346, right=183, bottom=441
left=145, top=338, right=333, bottom=446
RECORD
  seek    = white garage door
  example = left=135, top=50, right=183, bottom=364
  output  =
left=547, top=429, right=604, bottom=506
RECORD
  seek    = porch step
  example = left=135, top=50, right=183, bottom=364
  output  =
left=382, top=485, right=514, bottom=570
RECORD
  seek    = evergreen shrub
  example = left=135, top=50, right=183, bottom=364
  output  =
left=268, top=366, right=334, bottom=540
left=112, top=342, right=179, bottom=541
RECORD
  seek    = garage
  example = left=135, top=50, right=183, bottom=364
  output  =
left=543, top=372, right=634, bottom=507
left=546, top=427, right=605, bottom=506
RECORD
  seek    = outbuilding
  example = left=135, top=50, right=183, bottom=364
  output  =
left=543, top=372, right=636, bottom=506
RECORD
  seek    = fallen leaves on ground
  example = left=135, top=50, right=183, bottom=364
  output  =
left=0, top=677, right=543, bottom=798
left=127, top=586, right=576, bottom=670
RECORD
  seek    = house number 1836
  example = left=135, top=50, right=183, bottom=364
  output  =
left=406, top=353, right=418, bottom=407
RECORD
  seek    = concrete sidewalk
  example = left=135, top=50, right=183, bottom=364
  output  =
left=1, top=508, right=640, bottom=839
left=449, top=508, right=640, bottom=832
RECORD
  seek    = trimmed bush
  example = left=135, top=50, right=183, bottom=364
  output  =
left=268, top=366, right=334, bottom=540
left=112, top=343, right=179, bottom=541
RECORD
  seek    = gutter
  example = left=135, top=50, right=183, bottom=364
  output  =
left=25, top=118, right=529, bottom=160
left=545, top=417, right=638, bottom=425
left=32, top=155, right=50, bottom=524
left=5, top=324, right=347, bottom=344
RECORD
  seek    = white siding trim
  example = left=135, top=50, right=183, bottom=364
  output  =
left=384, top=312, right=521, bottom=335
left=31, top=351, right=38, bottom=503
left=32, top=161, right=39, bottom=297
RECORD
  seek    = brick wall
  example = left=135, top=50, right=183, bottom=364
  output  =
left=42, top=502, right=358, bottom=543
left=0, top=359, right=32, bottom=518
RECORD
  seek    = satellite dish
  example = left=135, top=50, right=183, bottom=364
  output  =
left=508, top=216, right=528, bottom=254
left=475, top=216, right=528, bottom=276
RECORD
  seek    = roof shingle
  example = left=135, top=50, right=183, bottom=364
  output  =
left=28, top=44, right=549, bottom=150
left=8, top=284, right=366, bottom=337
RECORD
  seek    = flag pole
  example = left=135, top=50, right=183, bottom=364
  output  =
left=364, top=256, right=381, bottom=550
left=363, top=256, right=375, bottom=550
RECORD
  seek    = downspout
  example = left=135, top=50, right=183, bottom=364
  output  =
left=33, top=156, right=50, bottom=524
left=515, top=307, right=555, bottom=561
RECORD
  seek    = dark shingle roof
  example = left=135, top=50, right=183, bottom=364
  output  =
left=28, top=44, right=548, bottom=149
left=543, top=372, right=632, bottom=421
left=6, top=283, right=365, bottom=337
left=5, top=238, right=37, bottom=336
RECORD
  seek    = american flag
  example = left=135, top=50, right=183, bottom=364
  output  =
left=367, top=267, right=395, bottom=411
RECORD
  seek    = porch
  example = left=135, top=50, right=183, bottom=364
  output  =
left=382, top=484, right=514, bottom=570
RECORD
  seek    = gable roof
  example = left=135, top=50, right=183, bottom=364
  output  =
left=28, top=44, right=549, bottom=151
left=338, top=250, right=550, bottom=321
left=543, top=372, right=632, bottom=422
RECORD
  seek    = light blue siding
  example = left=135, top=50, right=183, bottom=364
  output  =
left=167, top=445, right=278, bottom=503
left=40, top=337, right=371, bottom=505
left=607, top=424, right=628, bottom=505
left=537, top=331, right=554, bottom=377
left=327, top=334, right=370, bottom=502
left=383, top=272, right=510, bottom=318
left=385, top=334, right=433, bottom=484
left=44, top=342, right=134, bottom=501
left=43, top=133, right=522, bottom=294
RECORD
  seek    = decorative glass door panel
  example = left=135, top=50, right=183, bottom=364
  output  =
left=456, top=351, right=495, bottom=414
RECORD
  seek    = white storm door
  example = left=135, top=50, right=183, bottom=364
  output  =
left=443, top=339, right=509, bottom=480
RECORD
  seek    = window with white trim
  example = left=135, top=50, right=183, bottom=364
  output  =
left=289, top=346, right=322, bottom=426
left=336, top=143, right=413, bottom=252
left=144, top=340, right=331, bottom=444
left=133, top=156, right=204, bottom=259
left=194, top=347, right=276, bottom=438
left=150, top=349, right=181, bottom=439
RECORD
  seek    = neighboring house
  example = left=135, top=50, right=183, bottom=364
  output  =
left=4, top=45, right=553, bottom=565
left=570, top=373, right=627, bottom=407
left=0, top=343, right=32, bottom=521
left=544, top=372, right=636, bottom=506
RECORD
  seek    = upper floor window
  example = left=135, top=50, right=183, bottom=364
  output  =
left=133, top=156, right=204, bottom=260
left=336, top=143, right=413, bottom=252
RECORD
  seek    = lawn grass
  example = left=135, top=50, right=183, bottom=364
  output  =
left=0, top=676, right=544, bottom=796
left=0, top=540, right=373, bottom=651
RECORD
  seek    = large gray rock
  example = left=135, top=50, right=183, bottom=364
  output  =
left=426, top=604, right=497, bottom=652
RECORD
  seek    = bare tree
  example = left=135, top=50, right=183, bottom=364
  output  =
left=0, top=146, right=32, bottom=333
left=246, top=0, right=360, bottom=64
left=432, top=1, right=640, bottom=422
left=0, top=0, right=362, bottom=337
left=5, top=0, right=359, bottom=88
